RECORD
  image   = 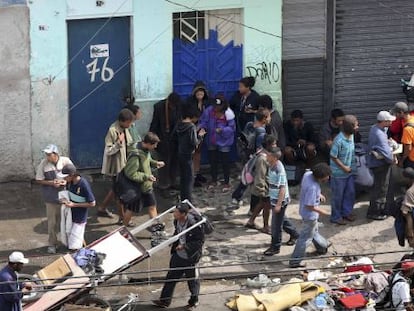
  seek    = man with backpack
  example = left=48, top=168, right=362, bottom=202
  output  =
left=153, top=202, right=204, bottom=310
left=387, top=261, right=414, bottom=311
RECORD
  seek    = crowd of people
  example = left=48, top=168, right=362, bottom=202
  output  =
left=22, top=76, right=414, bottom=309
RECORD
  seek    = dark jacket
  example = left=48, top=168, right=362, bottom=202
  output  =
left=0, top=266, right=23, bottom=311
left=171, top=214, right=204, bottom=264
left=284, top=120, right=318, bottom=147
left=267, top=110, right=286, bottom=150
left=150, top=99, right=181, bottom=154
left=176, top=121, right=200, bottom=155
left=230, top=89, right=260, bottom=131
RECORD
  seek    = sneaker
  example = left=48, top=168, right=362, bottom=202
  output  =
left=330, top=218, right=347, bottom=225
left=289, top=262, right=306, bottom=268
left=152, top=300, right=169, bottom=308
left=146, top=223, right=166, bottom=233
left=186, top=301, right=199, bottom=310
left=47, top=246, right=56, bottom=254
left=286, top=236, right=297, bottom=246
left=367, top=214, right=387, bottom=221
left=264, top=247, right=280, bottom=256
left=231, top=198, right=239, bottom=205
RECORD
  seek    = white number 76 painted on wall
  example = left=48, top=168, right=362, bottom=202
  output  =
left=86, top=57, right=114, bottom=83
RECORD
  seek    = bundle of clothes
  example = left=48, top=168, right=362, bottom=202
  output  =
left=227, top=255, right=414, bottom=311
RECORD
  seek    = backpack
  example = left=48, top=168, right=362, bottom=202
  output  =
left=375, top=273, right=406, bottom=308
left=241, top=122, right=257, bottom=155
left=189, top=210, right=214, bottom=235
left=241, top=153, right=266, bottom=186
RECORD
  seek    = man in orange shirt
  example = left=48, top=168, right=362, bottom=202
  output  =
left=401, top=111, right=414, bottom=169
left=389, top=102, right=409, bottom=143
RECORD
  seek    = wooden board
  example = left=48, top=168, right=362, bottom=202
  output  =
left=24, top=254, right=89, bottom=311
left=37, top=256, right=71, bottom=285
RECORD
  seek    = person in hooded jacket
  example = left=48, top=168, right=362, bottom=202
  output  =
left=186, top=81, right=210, bottom=187
left=199, top=96, right=236, bottom=192
left=176, top=105, right=206, bottom=201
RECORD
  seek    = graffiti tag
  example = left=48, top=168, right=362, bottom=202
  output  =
left=246, top=61, right=280, bottom=84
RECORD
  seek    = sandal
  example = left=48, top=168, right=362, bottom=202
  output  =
left=260, top=227, right=271, bottom=235
left=245, top=223, right=257, bottom=230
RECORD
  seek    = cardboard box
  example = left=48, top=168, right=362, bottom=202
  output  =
left=37, top=256, right=72, bottom=285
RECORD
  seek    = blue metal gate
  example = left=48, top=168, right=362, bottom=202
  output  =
left=172, top=10, right=243, bottom=101
left=68, top=17, right=132, bottom=168
left=172, top=10, right=243, bottom=163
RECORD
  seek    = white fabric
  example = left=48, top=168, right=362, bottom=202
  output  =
left=68, top=222, right=86, bottom=250
left=392, top=273, right=411, bottom=311
left=59, top=191, right=72, bottom=247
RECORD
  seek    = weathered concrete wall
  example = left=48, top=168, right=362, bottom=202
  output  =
left=28, top=0, right=69, bottom=170
left=0, top=5, right=32, bottom=182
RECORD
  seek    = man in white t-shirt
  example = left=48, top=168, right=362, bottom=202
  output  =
left=391, top=261, right=414, bottom=311
left=36, top=144, right=73, bottom=254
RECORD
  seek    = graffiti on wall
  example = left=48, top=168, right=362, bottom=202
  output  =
left=246, top=61, right=280, bottom=85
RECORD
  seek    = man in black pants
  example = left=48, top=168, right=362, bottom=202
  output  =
left=153, top=203, right=204, bottom=310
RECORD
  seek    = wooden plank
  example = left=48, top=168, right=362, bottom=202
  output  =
left=24, top=255, right=90, bottom=311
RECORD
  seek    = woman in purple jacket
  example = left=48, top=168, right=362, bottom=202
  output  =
left=200, top=96, right=236, bottom=192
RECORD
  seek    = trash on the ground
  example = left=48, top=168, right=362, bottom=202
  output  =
left=307, top=270, right=332, bottom=281
left=246, top=274, right=274, bottom=288
left=227, top=254, right=414, bottom=311
left=344, top=257, right=374, bottom=273
left=326, top=258, right=344, bottom=268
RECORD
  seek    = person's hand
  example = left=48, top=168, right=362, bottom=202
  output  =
left=53, top=179, right=66, bottom=188
left=343, top=166, right=352, bottom=174
left=63, top=200, right=74, bottom=208
left=157, top=161, right=165, bottom=168
left=176, top=244, right=184, bottom=251
left=245, top=108, right=255, bottom=114
left=320, top=194, right=327, bottom=203
left=215, top=128, right=222, bottom=134
left=118, top=132, right=125, bottom=144
left=198, top=128, right=206, bottom=137
left=148, top=175, right=157, bottom=182
left=274, top=204, right=282, bottom=213
left=22, top=282, right=33, bottom=293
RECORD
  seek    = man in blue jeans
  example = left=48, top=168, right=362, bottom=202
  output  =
left=289, top=163, right=332, bottom=268
left=263, top=147, right=298, bottom=256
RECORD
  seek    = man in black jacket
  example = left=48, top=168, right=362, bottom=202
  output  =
left=153, top=202, right=204, bottom=310
left=150, top=92, right=182, bottom=191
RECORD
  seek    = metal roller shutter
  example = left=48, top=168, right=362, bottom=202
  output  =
left=335, top=0, right=414, bottom=140
left=282, top=0, right=327, bottom=130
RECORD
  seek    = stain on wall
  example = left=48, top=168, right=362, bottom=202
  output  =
left=0, top=6, right=32, bottom=182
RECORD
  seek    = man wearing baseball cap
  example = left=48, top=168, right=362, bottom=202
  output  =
left=36, top=144, right=73, bottom=254
left=0, top=251, right=32, bottom=310
left=389, top=102, right=409, bottom=143
left=367, top=111, right=396, bottom=220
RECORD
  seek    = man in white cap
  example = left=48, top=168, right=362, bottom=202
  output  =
left=367, top=111, right=396, bottom=220
left=0, top=251, right=32, bottom=311
left=36, top=144, right=73, bottom=254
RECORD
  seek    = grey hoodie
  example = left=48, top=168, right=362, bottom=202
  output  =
left=176, top=121, right=200, bottom=155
